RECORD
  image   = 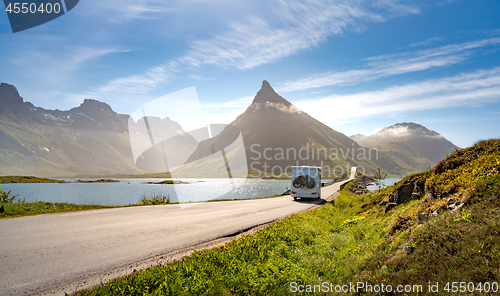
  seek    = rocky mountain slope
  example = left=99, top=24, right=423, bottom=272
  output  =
left=0, top=82, right=195, bottom=176
left=181, top=81, right=402, bottom=177
left=351, top=122, right=458, bottom=174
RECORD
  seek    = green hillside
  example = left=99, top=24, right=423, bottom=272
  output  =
left=76, top=139, right=500, bottom=295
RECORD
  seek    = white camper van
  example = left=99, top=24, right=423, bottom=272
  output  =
left=291, top=166, right=322, bottom=200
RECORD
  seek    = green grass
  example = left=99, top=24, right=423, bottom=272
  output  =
left=75, top=139, right=500, bottom=296
left=75, top=185, right=398, bottom=296
left=0, top=175, right=66, bottom=183
left=358, top=174, right=500, bottom=291
left=0, top=201, right=115, bottom=219
left=138, top=194, right=178, bottom=205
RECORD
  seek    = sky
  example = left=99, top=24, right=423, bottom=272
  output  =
left=1, top=0, right=500, bottom=148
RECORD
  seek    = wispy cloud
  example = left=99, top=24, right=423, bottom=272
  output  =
left=484, top=28, right=500, bottom=36
left=409, top=36, right=442, bottom=47
left=91, top=0, right=420, bottom=95
left=277, top=37, right=500, bottom=92
left=79, top=0, right=177, bottom=22
left=207, top=96, right=254, bottom=109
left=294, top=67, right=500, bottom=126
left=180, top=0, right=419, bottom=70
left=94, top=61, right=179, bottom=94
left=11, top=46, right=130, bottom=86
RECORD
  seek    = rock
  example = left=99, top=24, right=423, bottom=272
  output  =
left=379, top=200, right=388, bottom=206
left=451, top=202, right=465, bottom=212
left=398, top=243, right=416, bottom=255
left=389, top=184, right=414, bottom=204
left=418, top=213, right=433, bottom=224
left=424, top=193, right=435, bottom=202
left=412, top=183, right=424, bottom=198
left=385, top=203, right=398, bottom=213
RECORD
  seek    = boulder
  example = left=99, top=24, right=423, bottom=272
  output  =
left=389, top=184, right=414, bottom=204
left=424, top=193, right=435, bottom=202
left=398, top=243, right=416, bottom=255
left=418, top=211, right=438, bottom=224
left=385, top=203, right=398, bottom=213
left=418, top=213, right=429, bottom=224
left=411, top=182, right=424, bottom=199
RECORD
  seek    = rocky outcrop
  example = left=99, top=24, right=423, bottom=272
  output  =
left=388, top=184, right=414, bottom=204
left=383, top=178, right=426, bottom=213
left=349, top=175, right=374, bottom=195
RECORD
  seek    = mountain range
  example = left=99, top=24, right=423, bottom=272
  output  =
left=351, top=123, right=458, bottom=173
left=0, top=81, right=458, bottom=177
left=180, top=81, right=400, bottom=177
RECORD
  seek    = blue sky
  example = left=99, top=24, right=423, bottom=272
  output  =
left=1, top=0, right=500, bottom=148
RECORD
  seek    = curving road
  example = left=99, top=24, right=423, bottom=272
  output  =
left=0, top=168, right=355, bottom=296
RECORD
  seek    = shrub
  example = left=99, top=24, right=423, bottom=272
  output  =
left=138, top=194, right=174, bottom=205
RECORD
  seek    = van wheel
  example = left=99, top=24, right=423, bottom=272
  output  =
left=293, top=197, right=298, bottom=201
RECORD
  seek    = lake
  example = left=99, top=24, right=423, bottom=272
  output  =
left=0, top=178, right=332, bottom=206
left=366, top=178, right=401, bottom=191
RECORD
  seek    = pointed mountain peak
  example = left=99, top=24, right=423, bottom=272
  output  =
left=252, top=80, right=292, bottom=107
left=0, top=82, right=23, bottom=104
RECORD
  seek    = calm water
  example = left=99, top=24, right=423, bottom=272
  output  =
left=0, top=178, right=331, bottom=206
left=366, top=178, right=401, bottom=191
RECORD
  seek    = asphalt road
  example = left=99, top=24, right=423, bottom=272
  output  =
left=0, top=168, right=355, bottom=296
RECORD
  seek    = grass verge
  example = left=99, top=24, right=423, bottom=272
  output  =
left=75, top=186, right=397, bottom=296
left=75, top=139, right=500, bottom=295
left=0, top=201, right=115, bottom=219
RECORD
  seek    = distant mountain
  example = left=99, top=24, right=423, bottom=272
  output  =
left=0, top=82, right=194, bottom=176
left=1, top=82, right=456, bottom=178
left=181, top=81, right=402, bottom=177
left=350, top=122, right=459, bottom=173
left=130, top=116, right=198, bottom=172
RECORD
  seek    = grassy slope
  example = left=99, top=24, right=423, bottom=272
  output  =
left=0, top=202, right=115, bottom=219
left=75, top=139, right=500, bottom=295
left=0, top=176, right=65, bottom=183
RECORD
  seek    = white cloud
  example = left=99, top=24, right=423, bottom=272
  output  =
left=409, top=36, right=442, bottom=47
left=89, top=0, right=420, bottom=97
left=249, top=101, right=303, bottom=114
left=207, top=96, right=254, bottom=109
left=92, top=61, right=179, bottom=95
left=11, top=46, right=130, bottom=87
left=180, top=0, right=419, bottom=70
left=277, top=37, right=500, bottom=92
left=79, top=0, right=177, bottom=22
left=293, top=67, right=500, bottom=126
